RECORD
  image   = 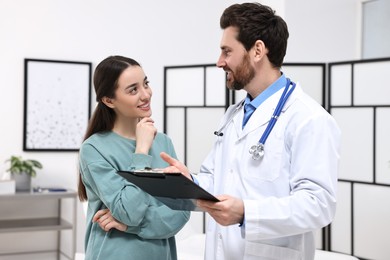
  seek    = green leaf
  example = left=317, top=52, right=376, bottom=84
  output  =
left=4, top=156, right=43, bottom=177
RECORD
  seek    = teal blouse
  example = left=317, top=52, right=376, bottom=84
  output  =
left=79, top=131, right=190, bottom=260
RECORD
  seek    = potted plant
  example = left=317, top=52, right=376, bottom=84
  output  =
left=5, top=155, right=43, bottom=191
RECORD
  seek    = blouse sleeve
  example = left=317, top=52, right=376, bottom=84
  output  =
left=80, top=143, right=190, bottom=239
left=128, top=153, right=153, bottom=170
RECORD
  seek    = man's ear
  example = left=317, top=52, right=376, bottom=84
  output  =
left=253, top=40, right=267, bottom=62
left=101, top=97, right=115, bottom=108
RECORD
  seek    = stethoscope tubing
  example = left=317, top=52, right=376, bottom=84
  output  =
left=249, top=78, right=296, bottom=160
left=259, top=78, right=295, bottom=145
left=213, top=100, right=245, bottom=137
left=214, top=78, right=296, bottom=160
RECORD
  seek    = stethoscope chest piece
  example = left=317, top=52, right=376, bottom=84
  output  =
left=249, top=143, right=264, bottom=160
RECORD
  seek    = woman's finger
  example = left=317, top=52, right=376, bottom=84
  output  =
left=92, top=208, right=109, bottom=222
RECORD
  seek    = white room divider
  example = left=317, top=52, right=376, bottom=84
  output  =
left=164, top=64, right=227, bottom=239
left=329, top=57, right=390, bottom=260
left=164, top=58, right=390, bottom=259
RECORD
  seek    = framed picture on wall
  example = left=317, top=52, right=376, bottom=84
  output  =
left=23, top=58, right=92, bottom=151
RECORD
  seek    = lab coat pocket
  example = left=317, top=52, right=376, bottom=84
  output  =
left=247, top=137, right=284, bottom=182
left=245, top=241, right=302, bottom=260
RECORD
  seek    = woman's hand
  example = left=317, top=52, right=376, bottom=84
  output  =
left=135, top=117, right=157, bottom=154
left=92, top=209, right=127, bottom=232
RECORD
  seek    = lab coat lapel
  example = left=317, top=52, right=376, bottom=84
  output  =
left=240, top=99, right=274, bottom=139
left=238, top=87, right=297, bottom=140
left=231, top=104, right=245, bottom=138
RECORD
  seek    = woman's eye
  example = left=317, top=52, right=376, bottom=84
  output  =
left=144, top=81, right=150, bottom=88
left=129, top=87, right=137, bottom=94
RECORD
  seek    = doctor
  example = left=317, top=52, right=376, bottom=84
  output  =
left=161, top=2, right=341, bottom=260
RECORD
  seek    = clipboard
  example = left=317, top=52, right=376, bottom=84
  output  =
left=117, top=170, right=219, bottom=211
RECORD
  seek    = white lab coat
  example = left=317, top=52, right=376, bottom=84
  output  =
left=196, top=84, right=341, bottom=260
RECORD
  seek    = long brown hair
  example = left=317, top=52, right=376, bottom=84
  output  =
left=78, top=56, right=141, bottom=201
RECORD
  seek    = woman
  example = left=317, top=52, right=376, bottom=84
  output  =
left=78, top=55, right=189, bottom=260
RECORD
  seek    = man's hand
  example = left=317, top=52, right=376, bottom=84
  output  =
left=160, top=152, right=192, bottom=180
left=93, top=209, right=127, bottom=232
left=198, top=195, right=244, bottom=226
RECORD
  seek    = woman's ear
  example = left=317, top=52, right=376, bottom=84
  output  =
left=101, top=97, right=115, bottom=108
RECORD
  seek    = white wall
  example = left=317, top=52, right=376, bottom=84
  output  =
left=284, top=0, right=361, bottom=62
left=0, top=0, right=362, bottom=255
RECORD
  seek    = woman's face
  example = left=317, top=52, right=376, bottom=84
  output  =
left=106, top=66, right=152, bottom=120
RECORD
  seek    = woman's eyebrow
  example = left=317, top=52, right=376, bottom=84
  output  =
left=125, top=82, right=138, bottom=90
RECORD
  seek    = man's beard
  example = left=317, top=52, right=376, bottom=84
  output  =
left=227, top=53, right=255, bottom=91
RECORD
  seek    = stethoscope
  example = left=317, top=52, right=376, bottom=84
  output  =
left=214, top=78, right=296, bottom=160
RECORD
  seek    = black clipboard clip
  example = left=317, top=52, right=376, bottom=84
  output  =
left=130, top=170, right=167, bottom=178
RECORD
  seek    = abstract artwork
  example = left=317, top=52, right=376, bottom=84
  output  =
left=23, top=59, right=92, bottom=151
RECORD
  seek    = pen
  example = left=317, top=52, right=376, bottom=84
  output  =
left=34, top=187, right=67, bottom=193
